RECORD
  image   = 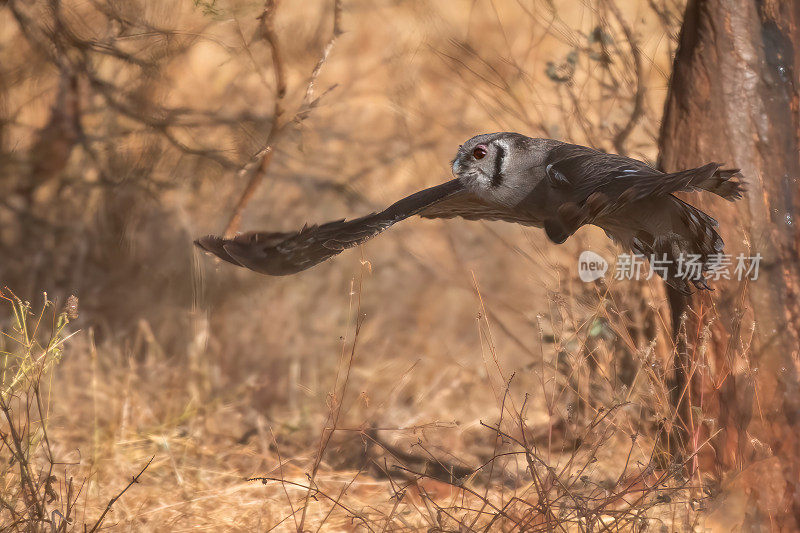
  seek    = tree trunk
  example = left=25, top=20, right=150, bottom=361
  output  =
left=659, top=0, right=800, bottom=527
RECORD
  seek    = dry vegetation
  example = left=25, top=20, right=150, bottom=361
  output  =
left=0, top=0, right=762, bottom=530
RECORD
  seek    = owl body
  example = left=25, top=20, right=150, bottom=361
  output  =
left=197, top=132, right=743, bottom=293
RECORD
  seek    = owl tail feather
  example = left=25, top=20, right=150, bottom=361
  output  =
left=604, top=196, right=724, bottom=295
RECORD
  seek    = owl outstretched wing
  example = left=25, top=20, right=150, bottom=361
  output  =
left=195, top=179, right=465, bottom=275
left=545, top=143, right=743, bottom=206
left=541, top=142, right=743, bottom=242
left=418, top=193, right=541, bottom=226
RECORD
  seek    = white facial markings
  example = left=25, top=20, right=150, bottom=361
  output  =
left=493, top=138, right=514, bottom=179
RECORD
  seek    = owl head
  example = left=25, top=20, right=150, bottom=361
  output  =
left=451, top=132, right=545, bottom=206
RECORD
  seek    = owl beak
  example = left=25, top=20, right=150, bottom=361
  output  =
left=451, top=157, right=462, bottom=177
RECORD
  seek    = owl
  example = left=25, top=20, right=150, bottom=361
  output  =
left=196, top=132, right=743, bottom=294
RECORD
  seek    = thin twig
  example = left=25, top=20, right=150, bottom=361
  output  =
left=298, top=272, right=364, bottom=531
left=87, top=455, right=154, bottom=533
left=303, top=0, right=343, bottom=107
left=606, top=0, right=645, bottom=155
left=249, top=476, right=375, bottom=531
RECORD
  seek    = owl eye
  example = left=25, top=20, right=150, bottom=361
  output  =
left=472, top=145, right=488, bottom=159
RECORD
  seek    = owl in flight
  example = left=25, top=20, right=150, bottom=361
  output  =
left=196, top=132, right=743, bottom=294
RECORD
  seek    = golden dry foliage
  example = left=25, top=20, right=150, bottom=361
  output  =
left=1, top=0, right=759, bottom=531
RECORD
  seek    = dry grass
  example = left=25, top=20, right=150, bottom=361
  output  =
left=4, top=274, right=732, bottom=530
left=0, top=0, right=759, bottom=530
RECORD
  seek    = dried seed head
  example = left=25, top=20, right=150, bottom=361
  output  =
left=65, top=295, right=79, bottom=320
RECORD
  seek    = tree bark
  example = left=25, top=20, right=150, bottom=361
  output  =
left=659, top=0, right=800, bottom=527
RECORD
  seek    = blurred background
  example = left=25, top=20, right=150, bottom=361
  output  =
left=4, top=0, right=770, bottom=530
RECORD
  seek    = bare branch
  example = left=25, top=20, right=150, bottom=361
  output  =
left=223, top=0, right=342, bottom=237
left=606, top=0, right=645, bottom=156
left=303, top=0, right=343, bottom=106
